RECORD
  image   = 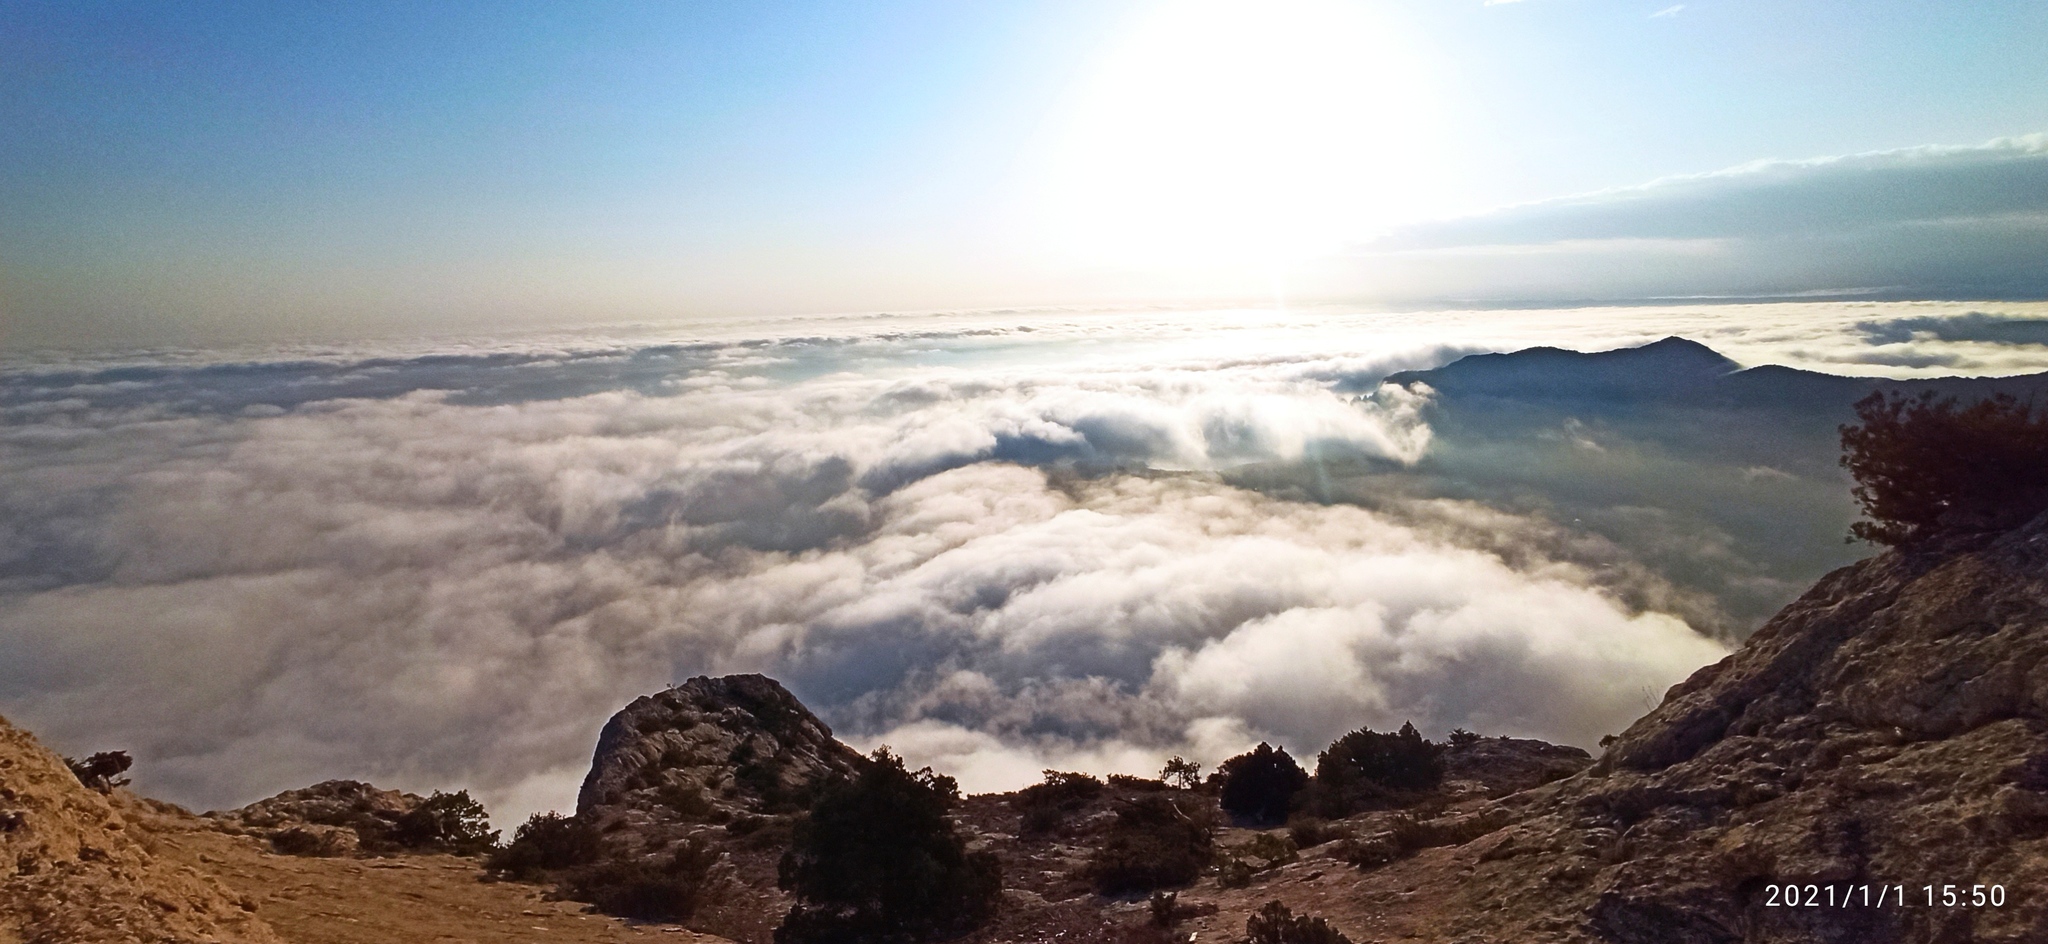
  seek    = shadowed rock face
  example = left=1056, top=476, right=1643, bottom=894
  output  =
left=1443, top=512, right=2048, bottom=944
left=577, top=674, right=864, bottom=832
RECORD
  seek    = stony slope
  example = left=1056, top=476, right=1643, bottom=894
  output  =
left=1425, top=512, right=2048, bottom=943
left=0, top=713, right=279, bottom=944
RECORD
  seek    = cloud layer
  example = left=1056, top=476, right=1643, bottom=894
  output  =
left=7, top=302, right=2047, bottom=823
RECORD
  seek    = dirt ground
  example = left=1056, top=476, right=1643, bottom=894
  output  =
left=122, top=798, right=736, bottom=944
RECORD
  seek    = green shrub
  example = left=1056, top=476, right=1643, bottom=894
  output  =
left=1447, top=728, right=1481, bottom=748
left=658, top=780, right=714, bottom=817
left=1216, top=743, right=1308, bottom=827
left=1239, top=832, right=1298, bottom=868
left=776, top=749, right=1001, bottom=943
left=1246, top=901, right=1354, bottom=944
left=1217, top=855, right=1257, bottom=889
left=567, top=840, right=719, bottom=922
left=1015, top=770, right=1104, bottom=836
left=487, top=812, right=601, bottom=880
left=1307, top=724, right=1442, bottom=817
left=1106, top=774, right=1169, bottom=792
left=1083, top=793, right=1215, bottom=896
left=1840, top=391, right=2048, bottom=546
left=389, top=790, right=499, bottom=856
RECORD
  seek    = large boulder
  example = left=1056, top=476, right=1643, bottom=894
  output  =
left=577, top=674, right=864, bottom=828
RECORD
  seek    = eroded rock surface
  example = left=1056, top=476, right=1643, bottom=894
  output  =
left=577, top=674, right=863, bottom=830
left=1439, top=513, right=2048, bottom=943
left=571, top=674, right=865, bottom=942
left=208, top=779, right=427, bottom=857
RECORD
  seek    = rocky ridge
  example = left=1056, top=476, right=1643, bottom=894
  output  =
left=1429, top=511, right=2048, bottom=943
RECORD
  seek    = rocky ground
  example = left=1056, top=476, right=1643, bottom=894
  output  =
left=0, top=713, right=730, bottom=944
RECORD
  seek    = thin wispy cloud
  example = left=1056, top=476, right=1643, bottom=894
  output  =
left=1335, top=135, right=2048, bottom=303
left=1651, top=5, right=1685, bottom=19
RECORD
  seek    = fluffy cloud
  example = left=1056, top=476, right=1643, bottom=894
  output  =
left=15, top=303, right=2036, bottom=819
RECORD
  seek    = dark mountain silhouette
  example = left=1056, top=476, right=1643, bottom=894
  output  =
left=1387, top=335, right=2048, bottom=422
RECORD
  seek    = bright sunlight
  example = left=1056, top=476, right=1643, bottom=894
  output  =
left=1025, top=0, right=1465, bottom=274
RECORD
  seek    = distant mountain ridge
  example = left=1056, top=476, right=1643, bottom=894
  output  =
left=1385, top=336, right=2048, bottom=416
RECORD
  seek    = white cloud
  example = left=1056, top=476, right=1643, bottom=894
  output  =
left=1650, top=5, right=1684, bottom=18
left=21, top=303, right=2043, bottom=824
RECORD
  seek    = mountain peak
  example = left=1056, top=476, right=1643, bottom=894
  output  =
left=1386, top=336, right=1741, bottom=403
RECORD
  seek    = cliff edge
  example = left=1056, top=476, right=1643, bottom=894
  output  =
left=1437, top=512, right=2048, bottom=943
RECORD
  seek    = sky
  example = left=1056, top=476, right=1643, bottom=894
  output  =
left=5, top=0, right=2048, bottom=347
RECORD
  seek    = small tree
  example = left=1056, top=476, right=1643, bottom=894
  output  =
left=777, top=749, right=1000, bottom=943
left=1840, top=390, right=2048, bottom=546
left=64, top=751, right=133, bottom=793
left=1161, top=756, right=1202, bottom=790
left=390, top=790, right=499, bottom=855
left=1216, top=743, right=1308, bottom=826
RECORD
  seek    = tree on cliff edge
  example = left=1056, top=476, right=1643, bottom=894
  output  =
left=1840, top=391, right=2048, bottom=546
left=776, top=749, right=1001, bottom=943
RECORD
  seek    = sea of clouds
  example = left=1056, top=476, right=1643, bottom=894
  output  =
left=5, top=302, right=2047, bottom=824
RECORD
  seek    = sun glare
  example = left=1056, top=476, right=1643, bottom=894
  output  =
left=1025, top=0, right=1462, bottom=274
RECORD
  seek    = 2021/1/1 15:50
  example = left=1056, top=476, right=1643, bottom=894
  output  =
left=1761, top=885, right=2007, bottom=907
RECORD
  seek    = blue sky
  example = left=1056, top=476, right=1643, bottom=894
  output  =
left=4, top=0, right=2047, bottom=346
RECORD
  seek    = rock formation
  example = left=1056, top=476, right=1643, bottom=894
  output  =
left=565, top=674, right=866, bottom=941
left=577, top=674, right=864, bottom=832
left=207, top=780, right=429, bottom=857
left=1442, top=736, right=1593, bottom=799
left=1438, top=512, right=2048, bottom=943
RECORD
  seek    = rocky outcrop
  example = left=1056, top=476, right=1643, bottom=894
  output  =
left=0, top=715, right=281, bottom=943
left=576, top=674, right=863, bottom=830
left=1438, top=513, right=2048, bottom=943
left=1444, top=736, right=1593, bottom=798
left=569, top=675, right=866, bottom=943
left=207, top=780, right=427, bottom=857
